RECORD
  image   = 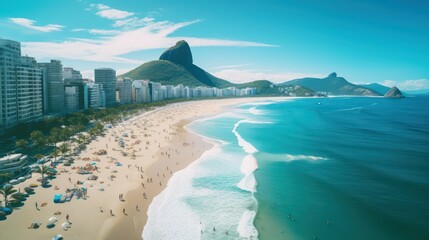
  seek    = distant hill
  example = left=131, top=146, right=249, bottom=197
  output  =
left=120, top=40, right=281, bottom=94
left=384, top=86, right=404, bottom=98
left=359, top=83, right=391, bottom=95
left=280, top=72, right=380, bottom=96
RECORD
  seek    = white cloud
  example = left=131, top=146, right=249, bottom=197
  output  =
left=88, top=29, right=120, bottom=35
left=113, top=17, right=155, bottom=29
left=21, top=19, right=276, bottom=64
left=72, top=28, right=120, bottom=35
left=212, top=69, right=323, bottom=84
left=9, top=18, right=64, bottom=32
left=72, top=28, right=85, bottom=32
left=91, top=4, right=134, bottom=20
left=380, top=79, right=429, bottom=90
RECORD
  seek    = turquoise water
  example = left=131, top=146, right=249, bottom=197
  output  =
left=143, top=96, right=429, bottom=240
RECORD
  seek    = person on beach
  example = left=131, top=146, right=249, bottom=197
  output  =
left=136, top=205, right=139, bottom=211
left=110, top=210, right=114, bottom=216
left=100, top=207, right=103, bottom=213
left=35, top=202, right=39, bottom=211
left=123, top=208, right=127, bottom=215
left=66, top=214, right=70, bottom=223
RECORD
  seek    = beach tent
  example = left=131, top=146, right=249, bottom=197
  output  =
left=53, top=194, right=62, bottom=203
left=48, top=217, right=58, bottom=223
left=0, top=207, right=12, bottom=215
left=52, top=234, right=63, bottom=240
left=61, top=222, right=71, bottom=230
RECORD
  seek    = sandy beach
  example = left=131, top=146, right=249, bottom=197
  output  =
left=0, top=97, right=280, bottom=240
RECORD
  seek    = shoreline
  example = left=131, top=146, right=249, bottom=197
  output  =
left=0, top=97, right=285, bottom=240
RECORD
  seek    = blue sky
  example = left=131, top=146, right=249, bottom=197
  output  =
left=1, top=0, right=428, bottom=89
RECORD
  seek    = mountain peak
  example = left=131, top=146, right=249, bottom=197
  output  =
left=159, top=40, right=193, bottom=66
left=384, top=86, right=404, bottom=98
left=327, top=72, right=337, bottom=78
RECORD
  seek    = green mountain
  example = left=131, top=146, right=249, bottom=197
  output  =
left=280, top=72, right=380, bottom=96
left=120, top=40, right=281, bottom=94
left=384, top=86, right=404, bottom=98
left=122, top=40, right=234, bottom=88
left=359, top=83, right=391, bottom=95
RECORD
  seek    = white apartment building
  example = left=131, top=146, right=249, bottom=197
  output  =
left=95, top=68, right=116, bottom=107
left=0, top=39, right=43, bottom=132
left=38, top=60, right=64, bottom=115
left=63, top=67, right=82, bottom=80
left=65, top=86, right=79, bottom=113
left=87, top=82, right=105, bottom=109
left=132, top=80, right=150, bottom=103
left=117, top=78, right=133, bottom=104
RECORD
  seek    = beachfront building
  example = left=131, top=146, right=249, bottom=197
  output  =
left=95, top=68, right=116, bottom=107
left=64, top=78, right=88, bottom=111
left=117, top=78, right=133, bottom=104
left=149, top=82, right=162, bottom=102
left=65, top=86, right=79, bottom=113
left=87, top=82, right=105, bottom=109
left=132, top=80, right=150, bottom=103
left=63, top=67, right=82, bottom=80
left=0, top=153, right=28, bottom=178
left=38, top=60, right=64, bottom=116
left=0, top=39, right=43, bottom=133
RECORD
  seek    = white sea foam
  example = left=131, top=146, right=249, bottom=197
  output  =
left=143, top=143, right=224, bottom=240
left=237, top=209, right=259, bottom=239
left=232, top=119, right=272, bottom=154
left=237, top=172, right=257, bottom=193
left=259, top=152, right=327, bottom=162
left=240, top=154, right=259, bottom=175
left=249, top=107, right=263, bottom=115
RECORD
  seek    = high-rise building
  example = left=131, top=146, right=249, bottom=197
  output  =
left=117, top=78, right=133, bottom=104
left=149, top=82, right=162, bottom=102
left=87, top=82, right=105, bottom=109
left=38, top=60, right=64, bottom=115
left=94, top=68, right=116, bottom=107
left=65, top=78, right=88, bottom=111
left=132, top=80, right=150, bottom=103
left=63, top=67, right=82, bottom=80
left=0, top=39, right=43, bottom=132
left=64, top=86, right=79, bottom=113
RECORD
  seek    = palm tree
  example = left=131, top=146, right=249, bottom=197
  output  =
left=0, top=185, right=17, bottom=207
left=33, top=165, right=55, bottom=185
left=50, top=149, right=60, bottom=164
left=30, top=130, right=45, bottom=149
left=58, top=143, right=70, bottom=159
left=48, top=127, right=62, bottom=148
left=0, top=172, right=12, bottom=184
left=34, top=154, right=45, bottom=163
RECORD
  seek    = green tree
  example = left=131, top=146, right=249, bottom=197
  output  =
left=34, top=154, right=45, bottom=164
left=58, top=143, right=70, bottom=159
left=50, top=149, right=60, bottom=164
left=30, top=130, right=45, bottom=149
left=0, top=185, right=17, bottom=207
left=0, top=172, right=12, bottom=184
left=16, top=139, right=28, bottom=151
left=33, top=165, right=55, bottom=185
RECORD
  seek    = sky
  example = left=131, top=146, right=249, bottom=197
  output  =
left=1, top=0, right=428, bottom=89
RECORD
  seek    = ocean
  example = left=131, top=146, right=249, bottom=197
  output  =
left=143, top=96, right=429, bottom=240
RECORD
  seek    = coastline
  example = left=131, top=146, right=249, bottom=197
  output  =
left=0, top=97, right=284, bottom=240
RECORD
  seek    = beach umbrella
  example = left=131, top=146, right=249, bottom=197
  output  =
left=52, top=234, right=63, bottom=240
left=61, top=222, right=71, bottom=230
left=46, top=223, right=55, bottom=229
left=48, top=217, right=58, bottom=223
